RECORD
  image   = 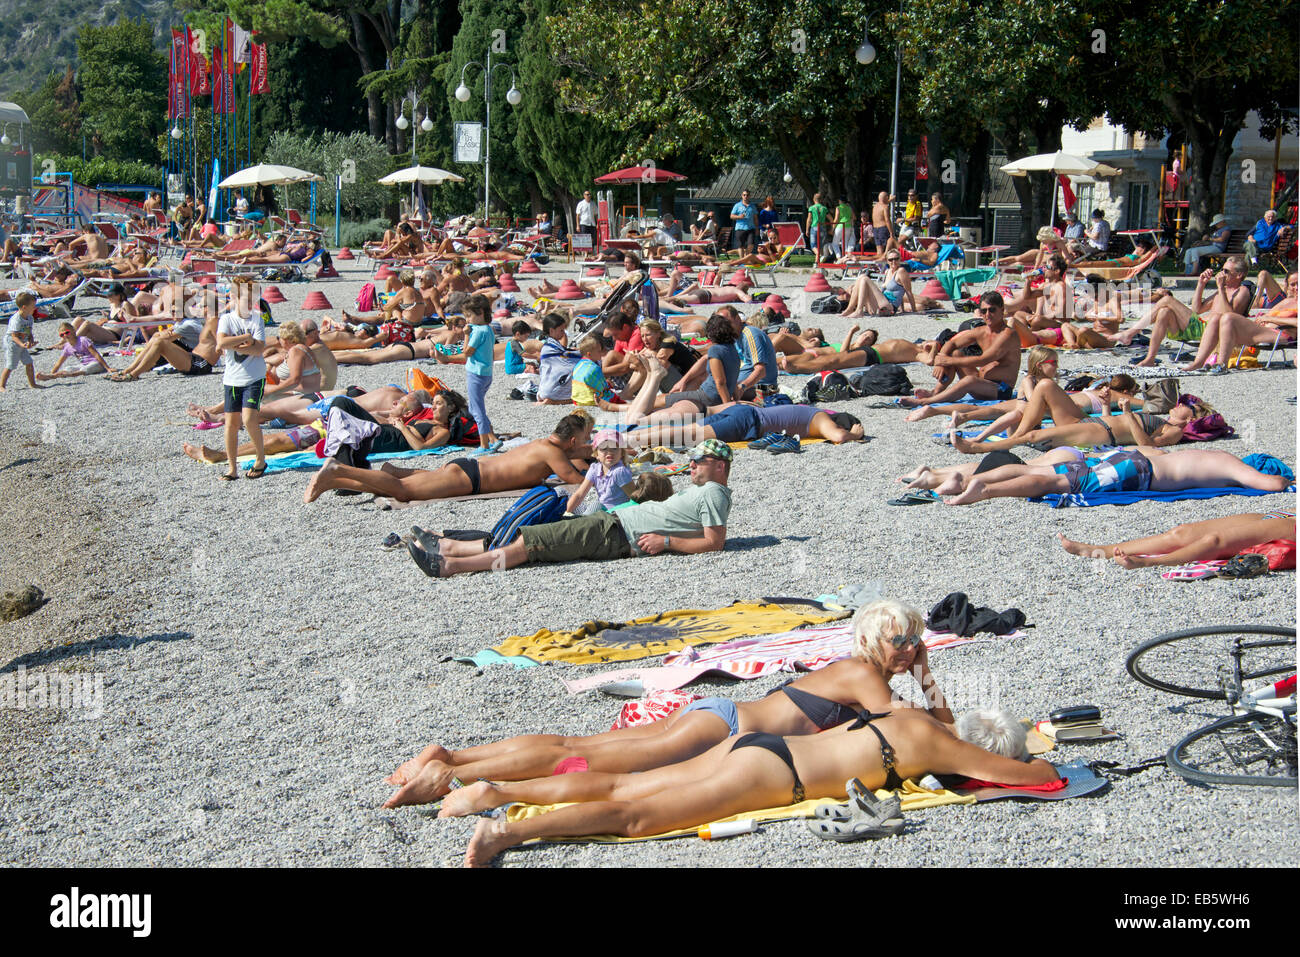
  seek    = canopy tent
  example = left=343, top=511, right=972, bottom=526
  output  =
left=0, top=102, right=30, bottom=125
left=217, top=164, right=324, bottom=189
left=1000, top=151, right=1121, bottom=222
left=595, top=165, right=687, bottom=220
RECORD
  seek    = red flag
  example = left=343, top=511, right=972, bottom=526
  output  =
left=169, top=29, right=189, bottom=118
left=1058, top=175, right=1077, bottom=213
left=188, top=29, right=210, bottom=97
left=212, top=45, right=234, bottom=114
left=250, top=43, right=269, bottom=95
left=914, top=135, right=930, bottom=181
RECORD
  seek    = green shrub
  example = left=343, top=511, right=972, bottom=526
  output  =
left=33, top=153, right=163, bottom=199
left=264, top=131, right=393, bottom=221
left=339, top=217, right=390, bottom=247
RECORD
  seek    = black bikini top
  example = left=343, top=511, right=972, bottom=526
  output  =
left=848, top=709, right=904, bottom=791
left=768, top=681, right=860, bottom=731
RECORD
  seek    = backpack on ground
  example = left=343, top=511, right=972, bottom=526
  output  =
left=849, top=364, right=914, bottom=396
left=488, top=485, right=568, bottom=549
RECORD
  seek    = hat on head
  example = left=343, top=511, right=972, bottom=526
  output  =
left=591, top=428, right=626, bottom=449
left=1209, top=213, right=1229, bottom=227
left=689, top=438, right=732, bottom=462
left=1064, top=211, right=1078, bottom=221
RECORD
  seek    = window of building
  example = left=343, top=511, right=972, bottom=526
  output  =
left=1126, top=182, right=1150, bottom=229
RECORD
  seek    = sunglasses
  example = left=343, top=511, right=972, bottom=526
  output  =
left=890, top=631, right=923, bottom=650
left=690, top=456, right=722, bottom=465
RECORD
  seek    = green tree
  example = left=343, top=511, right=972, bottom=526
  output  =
left=513, top=0, right=642, bottom=226
left=1098, top=0, right=1299, bottom=242
left=12, top=68, right=81, bottom=157
left=76, top=19, right=168, bottom=165
left=263, top=130, right=393, bottom=218
left=897, top=1, right=1108, bottom=250
left=547, top=0, right=905, bottom=211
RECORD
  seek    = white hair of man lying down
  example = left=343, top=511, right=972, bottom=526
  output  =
left=956, top=709, right=1029, bottom=760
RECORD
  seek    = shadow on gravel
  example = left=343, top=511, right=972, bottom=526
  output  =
left=724, top=535, right=786, bottom=551
left=0, top=457, right=37, bottom=472
left=0, top=631, right=193, bottom=673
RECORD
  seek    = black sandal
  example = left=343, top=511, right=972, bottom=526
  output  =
left=219, top=472, right=239, bottom=481
left=247, top=463, right=267, bottom=479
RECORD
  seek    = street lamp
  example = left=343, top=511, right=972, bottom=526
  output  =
left=455, top=52, right=523, bottom=219
left=171, top=124, right=184, bottom=140
left=0, top=125, right=11, bottom=147
left=858, top=7, right=903, bottom=210
left=394, top=89, right=436, bottom=211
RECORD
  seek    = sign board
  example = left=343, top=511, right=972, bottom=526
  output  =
left=167, top=174, right=185, bottom=208
left=0, top=149, right=31, bottom=195
left=570, top=232, right=593, bottom=251
left=454, top=122, right=483, bottom=164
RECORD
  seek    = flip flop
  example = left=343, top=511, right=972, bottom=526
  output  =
left=247, top=463, right=267, bottom=479
left=886, top=489, right=938, bottom=505
left=1160, top=561, right=1225, bottom=581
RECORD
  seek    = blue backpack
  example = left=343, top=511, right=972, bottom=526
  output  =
left=488, top=485, right=568, bottom=549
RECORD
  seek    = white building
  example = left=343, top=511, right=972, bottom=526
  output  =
left=1060, top=113, right=1298, bottom=231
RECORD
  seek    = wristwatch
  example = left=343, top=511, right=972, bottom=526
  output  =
left=663, top=535, right=670, bottom=550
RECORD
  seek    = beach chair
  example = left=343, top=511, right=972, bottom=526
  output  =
left=0, top=279, right=92, bottom=320
left=747, top=245, right=797, bottom=287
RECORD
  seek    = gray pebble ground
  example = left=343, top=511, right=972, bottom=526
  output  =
left=0, top=253, right=1296, bottom=867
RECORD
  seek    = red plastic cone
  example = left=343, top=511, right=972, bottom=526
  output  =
left=335, top=247, right=355, bottom=260
left=497, top=273, right=520, bottom=292
left=804, top=271, right=832, bottom=293
left=649, top=266, right=669, bottom=280
left=727, top=268, right=750, bottom=287
left=261, top=286, right=286, bottom=303
left=518, top=259, right=541, bottom=273
left=302, top=291, right=333, bottom=310
left=763, top=294, right=789, bottom=316
left=552, top=279, right=586, bottom=300
left=921, top=278, right=948, bottom=300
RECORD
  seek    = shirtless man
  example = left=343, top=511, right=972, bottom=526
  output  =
left=1015, top=255, right=1074, bottom=329
left=898, top=291, right=1020, bottom=408
left=302, top=412, right=594, bottom=504
left=0, top=266, right=80, bottom=302
left=1059, top=511, right=1296, bottom=569
left=66, top=225, right=112, bottom=267
left=777, top=326, right=935, bottom=372
left=870, top=191, right=895, bottom=253
left=1118, top=258, right=1253, bottom=366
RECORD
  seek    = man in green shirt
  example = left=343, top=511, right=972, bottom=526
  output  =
left=806, top=193, right=828, bottom=259
left=408, top=439, right=733, bottom=577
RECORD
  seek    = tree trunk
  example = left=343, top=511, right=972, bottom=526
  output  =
left=1179, top=107, right=1246, bottom=245
left=775, top=128, right=816, bottom=202
left=961, top=128, right=991, bottom=219
left=843, top=108, right=885, bottom=214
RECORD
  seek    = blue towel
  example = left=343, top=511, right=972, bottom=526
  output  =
left=453, top=649, right=540, bottom=669
left=1242, top=453, right=1295, bottom=481
left=242, top=443, right=465, bottom=475
left=1031, top=484, right=1296, bottom=509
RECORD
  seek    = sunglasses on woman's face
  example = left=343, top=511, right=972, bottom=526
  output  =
left=890, top=631, right=923, bottom=650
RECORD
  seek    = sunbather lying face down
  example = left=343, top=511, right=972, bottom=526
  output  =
left=1058, top=510, right=1296, bottom=569
left=439, top=704, right=1057, bottom=866
left=381, top=600, right=955, bottom=809
left=931, top=447, right=1291, bottom=505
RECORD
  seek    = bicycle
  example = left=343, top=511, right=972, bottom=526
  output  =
left=1125, top=624, right=1296, bottom=787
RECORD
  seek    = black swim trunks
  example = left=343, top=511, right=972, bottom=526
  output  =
left=182, top=354, right=213, bottom=376
left=449, top=456, right=481, bottom=495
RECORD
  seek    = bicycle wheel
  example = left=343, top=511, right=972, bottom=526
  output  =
left=1167, top=711, right=1297, bottom=787
left=1126, top=625, right=1295, bottom=700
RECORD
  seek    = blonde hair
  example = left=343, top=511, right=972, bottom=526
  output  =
left=1025, top=345, right=1058, bottom=379
left=639, top=319, right=664, bottom=340
left=278, top=321, right=305, bottom=345
left=57, top=321, right=75, bottom=335
left=851, top=599, right=924, bottom=665
left=1036, top=226, right=1058, bottom=243
left=578, top=333, right=605, bottom=356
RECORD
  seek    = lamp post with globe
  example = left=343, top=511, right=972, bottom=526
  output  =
left=454, top=52, right=522, bottom=220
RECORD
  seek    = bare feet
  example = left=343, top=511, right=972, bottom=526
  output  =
left=182, top=442, right=225, bottom=464
left=464, top=816, right=516, bottom=868
left=1134, top=357, right=1156, bottom=368
left=1112, top=547, right=1140, bottom=569
left=303, top=459, right=339, bottom=504
left=1058, top=532, right=1106, bottom=558
left=900, top=465, right=929, bottom=486
left=903, top=406, right=940, bottom=422
left=437, top=780, right=500, bottom=818
left=934, top=472, right=965, bottom=496
left=385, top=743, right=454, bottom=786
left=951, top=434, right=981, bottom=454
left=943, top=476, right=983, bottom=505
left=382, top=760, right=460, bottom=808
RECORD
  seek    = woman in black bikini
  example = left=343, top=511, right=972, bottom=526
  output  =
left=383, top=600, right=955, bottom=808
left=445, top=703, right=1057, bottom=866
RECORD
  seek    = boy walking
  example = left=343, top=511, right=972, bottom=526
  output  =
left=1, top=293, right=43, bottom=391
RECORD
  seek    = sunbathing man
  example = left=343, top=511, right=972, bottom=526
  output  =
left=215, top=233, right=285, bottom=261
left=0, top=266, right=81, bottom=303
left=404, top=439, right=732, bottom=579
left=898, top=291, right=1021, bottom=408
left=64, top=225, right=112, bottom=267
left=937, top=446, right=1291, bottom=506
left=443, top=705, right=1056, bottom=866
left=777, top=326, right=936, bottom=373
left=1059, top=510, right=1296, bottom=569
left=631, top=403, right=863, bottom=447
left=1117, top=259, right=1253, bottom=365
left=664, top=276, right=753, bottom=308
left=303, top=412, right=594, bottom=504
